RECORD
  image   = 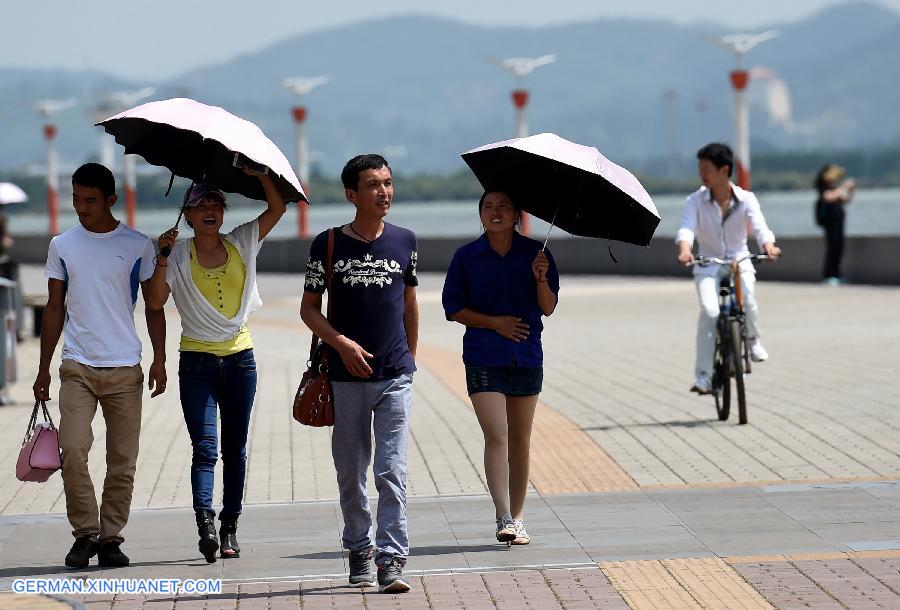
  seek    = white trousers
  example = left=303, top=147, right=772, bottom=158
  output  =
left=694, top=268, right=760, bottom=377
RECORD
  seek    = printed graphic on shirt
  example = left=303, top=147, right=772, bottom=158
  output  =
left=304, top=259, right=325, bottom=290
left=304, top=251, right=417, bottom=291
left=335, top=254, right=402, bottom=287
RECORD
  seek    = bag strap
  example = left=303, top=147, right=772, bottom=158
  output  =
left=23, top=401, right=39, bottom=444
left=41, top=400, right=55, bottom=428
left=22, top=400, right=54, bottom=444
left=326, top=228, right=334, bottom=319
left=307, top=228, right=335, bottom=362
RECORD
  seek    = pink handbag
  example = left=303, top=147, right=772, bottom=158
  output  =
left=16, top=400, right=62, bottom=482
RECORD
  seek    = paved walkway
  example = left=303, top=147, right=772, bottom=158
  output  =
left=1, top=267, right=899, bottom=608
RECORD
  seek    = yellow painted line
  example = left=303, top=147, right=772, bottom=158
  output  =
left=417, top=344, right=637, bottom=495
left=0, top=593, right=73, bottom=609
left=644, top=475, right=900, bottom=491
left=663, top=558, right=774, bottom=609
left=601, top=559, right=702, bottom=609
left=601, top=558, right=774, bottom=610
left=727, top=549, right=900, bottom=564
left=850, top=549, right=900, bottom=559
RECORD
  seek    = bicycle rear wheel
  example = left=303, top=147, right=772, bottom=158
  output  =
left=713, top=324, right=730, bottom=421
left=730, top=319, right=747, bottom=424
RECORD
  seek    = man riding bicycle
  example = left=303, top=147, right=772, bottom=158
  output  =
left=676, top=143, right=782, bottom=395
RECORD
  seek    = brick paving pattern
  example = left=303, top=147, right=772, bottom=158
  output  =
left=2, top=270, right=899, bottom=608
left=62, top=569, right=626, bottom=609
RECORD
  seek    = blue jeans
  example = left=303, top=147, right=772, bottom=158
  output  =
left=331, top=373, right=413, bottom=567
left=179, top=349, right=257, bottom=518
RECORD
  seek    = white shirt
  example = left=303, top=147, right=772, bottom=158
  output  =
left=675, top=183, right=776, bottom=277
left=45, top=223, right=156, bottom=367
left=165, top=219, right=263, bottom=342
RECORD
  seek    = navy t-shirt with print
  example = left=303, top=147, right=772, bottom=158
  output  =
left=304, top=223, right=418, bottom=382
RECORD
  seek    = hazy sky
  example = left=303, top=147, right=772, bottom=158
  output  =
left=3, top=0, right=898, bottom=80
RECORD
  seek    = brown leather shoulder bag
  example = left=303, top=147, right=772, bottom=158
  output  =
left=293, top=229, right=335, bottom=427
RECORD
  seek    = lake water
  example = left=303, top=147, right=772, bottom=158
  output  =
left=7, top=188, right=899, bottom=240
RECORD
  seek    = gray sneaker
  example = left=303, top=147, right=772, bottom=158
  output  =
left=348, top=548, right=375, bottom=587
left=377, top=557, right=410, bottom=593
left=690, top=373, right=712, bottom=395
left=496, top=514, right=516, bottom=543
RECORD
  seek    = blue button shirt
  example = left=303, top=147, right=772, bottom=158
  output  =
left=442, top=232, right=559, bottom=367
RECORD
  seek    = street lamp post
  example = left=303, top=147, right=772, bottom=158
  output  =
left=488, top=54, right=556, bottom=235
left=282, top=76, right=329, bottom=238
left=44, top=124, right=59, bottom=236
left=89, top=104, right=118, bottom=171
left=511, top=89, right=529, bottom=138
left=103, top=88, right=154, bottom=228
left=122, top=153, right=138, bottom=228
left=707, top=31, right=778, bottom=190
left=35, top=98, right=76, bottom=235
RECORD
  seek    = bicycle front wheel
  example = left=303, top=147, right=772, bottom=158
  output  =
left=713, top=330, right=730, bottom=421
left=730, top=319, right=747, bottom=424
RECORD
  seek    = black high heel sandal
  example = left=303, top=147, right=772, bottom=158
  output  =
left=219, top=515, right=240, bottom=558
left=195, top=509, right=219, bottom=563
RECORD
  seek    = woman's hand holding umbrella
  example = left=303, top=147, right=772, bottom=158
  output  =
left=532, top=251, right=558, bottom=316
left=157, top=229, right=179, bottom=264
left=532, top=251, right=549, bottom=282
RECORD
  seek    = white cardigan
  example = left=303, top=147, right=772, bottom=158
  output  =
left=166, top=219, right=263, bottom=342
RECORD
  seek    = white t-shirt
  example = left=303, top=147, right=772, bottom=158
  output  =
left=45, top=222, right=156, bottom=367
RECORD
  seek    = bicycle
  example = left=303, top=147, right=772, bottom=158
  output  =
left=690, top=254, right=772, bottom=425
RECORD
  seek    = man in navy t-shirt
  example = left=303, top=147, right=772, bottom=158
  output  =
left=300, top=154, right=418, bottom=594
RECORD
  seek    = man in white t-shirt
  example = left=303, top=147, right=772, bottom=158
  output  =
left=32, top=163, right=167, bottom=569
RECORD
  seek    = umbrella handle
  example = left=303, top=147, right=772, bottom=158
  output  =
left=158, top=209, right=184, bottom=258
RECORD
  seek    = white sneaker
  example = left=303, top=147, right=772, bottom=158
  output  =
left=690, top=373, right=712, bottom=395
left=749, top=338, right=769, bottom=362
left=511, top=519, right=531, bottom=545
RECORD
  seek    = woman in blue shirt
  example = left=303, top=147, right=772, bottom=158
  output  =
left=442, top=191, right=559, bottom=545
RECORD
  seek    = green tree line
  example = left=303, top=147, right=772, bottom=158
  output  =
left=3, top=148, right=898, bottom=213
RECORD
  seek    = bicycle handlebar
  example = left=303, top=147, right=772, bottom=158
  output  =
left=688, top=254, right=776, bottom=267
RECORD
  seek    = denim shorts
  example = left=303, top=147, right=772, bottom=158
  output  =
left=465, top=365, right=543, bottom=396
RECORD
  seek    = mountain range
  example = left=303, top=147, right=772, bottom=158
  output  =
left=1, top=1, right=897, bottom=175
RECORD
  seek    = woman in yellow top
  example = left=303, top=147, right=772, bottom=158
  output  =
left=147, top=171, right=285, bottom=563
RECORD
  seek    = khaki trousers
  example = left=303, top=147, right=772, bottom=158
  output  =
left=58, top=359, right=143, bottom=543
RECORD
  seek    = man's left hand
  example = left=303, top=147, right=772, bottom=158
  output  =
left=763, top=243, right=782, bottom=259
left=148, top=359, right=167, bottom=397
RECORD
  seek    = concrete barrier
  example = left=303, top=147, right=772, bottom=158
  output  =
left=12, top=233, right=900, bottom=285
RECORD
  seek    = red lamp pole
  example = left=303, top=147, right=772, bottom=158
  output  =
left=44, top=124, right=59, bottom=235
left=292, top=106, right=309, bottom=238
left=729, top=69, right=751, bottom=189
left=123, top=154, right=138, bottom=228
left=511, top=89, right=530, bottom=235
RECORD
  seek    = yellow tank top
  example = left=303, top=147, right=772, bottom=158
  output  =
left=179, top=238, right=253, bottom=356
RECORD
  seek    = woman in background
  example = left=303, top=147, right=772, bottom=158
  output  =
left=815, top=164, right=855, bottom=285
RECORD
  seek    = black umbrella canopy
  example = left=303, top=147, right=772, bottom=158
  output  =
left=97, top=98, right=307, bottom=204
left=462, top=135, right=660, bottom=247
